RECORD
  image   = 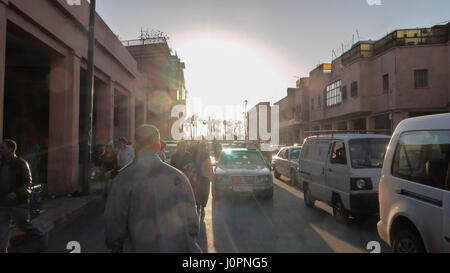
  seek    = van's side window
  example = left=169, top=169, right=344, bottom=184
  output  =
left=331, top=141, right=347, bottom=165
left=392, top=131, right=450, bottom=190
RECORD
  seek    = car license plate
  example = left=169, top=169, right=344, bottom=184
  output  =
left=233, top=186, right=253, bottom=192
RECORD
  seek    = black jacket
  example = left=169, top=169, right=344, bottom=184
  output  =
left=0, top=155, right=32, bottom=205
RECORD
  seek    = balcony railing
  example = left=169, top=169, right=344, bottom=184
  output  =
left=341, top=25, right=448, bottom=66
left=121, top=37, right=168, bottom=47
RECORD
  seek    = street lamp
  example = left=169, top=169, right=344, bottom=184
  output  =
left=244, top=100, right=248, bottom=141
left=80, top=0, right=96, bottom=196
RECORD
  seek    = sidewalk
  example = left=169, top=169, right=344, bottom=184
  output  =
left=9, top=180, right=106, bottom=248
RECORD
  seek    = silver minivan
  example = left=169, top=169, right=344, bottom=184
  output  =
left=378, top=113, right=450, bottom=253
left=299, top=134, right=391, bottom=223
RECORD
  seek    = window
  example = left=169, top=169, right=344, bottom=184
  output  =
left=392, top=130, right=450, bottom=190
left=383, top=74, right=389, bottom=93
left=290, top=148, right=301, bottom=161
left=414, top=69, right=428, bottom=88
left=331, top=141, right=347, bottom=165
left=342, top=86, right=347, bottom=100
left=351, top=81, right=358, bottom=97
left=349, top=138, right=390, bottom=169
left=326, top=80, right=342, bottom=107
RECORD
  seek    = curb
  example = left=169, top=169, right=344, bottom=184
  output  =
left=9, top=190, right=104, bottom=248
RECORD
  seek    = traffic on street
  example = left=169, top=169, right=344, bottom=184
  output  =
left=0, top=0, right=449, bottom=257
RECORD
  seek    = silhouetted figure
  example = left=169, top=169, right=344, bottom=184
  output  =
left=0, top=139, right=48, bottom=253
left=104, top=125, right=201, bottom=253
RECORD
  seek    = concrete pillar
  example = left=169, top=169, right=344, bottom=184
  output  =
left=0, top=3, right=6, bottom=140
left=129, top=96, right=136, bottom=142
left=366, top=116, right=376, bottom=131
left=116, top=93, right=128, bottom=141
left=95, top=81, right=114, bottom=145
left=48, top=54, right=80, bottom=195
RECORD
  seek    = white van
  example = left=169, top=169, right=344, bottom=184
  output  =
left=299, top=134, right=391, bottom=223
left=377, top=113, right=450, bottom=253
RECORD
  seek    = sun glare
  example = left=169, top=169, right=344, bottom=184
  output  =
left=172, top=33, right=293, bottom=121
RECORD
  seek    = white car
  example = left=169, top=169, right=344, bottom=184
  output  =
left=377, top=113, right=450, bottom=253
left=272, top=146, right=302, bottom=185
left=299, top=134, right=391, bottom=223
left=212, top=148, right=274, bottom=200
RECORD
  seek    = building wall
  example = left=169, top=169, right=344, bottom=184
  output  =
left=0, top=0, right=149, bottom=195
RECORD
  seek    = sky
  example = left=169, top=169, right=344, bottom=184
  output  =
left=96, top=0, right=450, bottom=121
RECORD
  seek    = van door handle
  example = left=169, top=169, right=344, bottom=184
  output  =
left=328, top=169, right=332, bottom=172
left=446, top=237, right=450, bottom=243
left=395, top=188, right=402, bottom=194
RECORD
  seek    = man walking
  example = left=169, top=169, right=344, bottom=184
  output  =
left=0, top=139, right=48, bottom=253
left=104, top=125, right=201, bottom=253
left=116, top=137, right=135, bottom=169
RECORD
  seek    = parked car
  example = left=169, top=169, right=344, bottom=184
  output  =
left=272, top=146, right=302, bottom=185
left=377, top=113, right=450, bottom=253
left=299, top=134, right=391, bottom=223
left=212, top=148, right=273, bottom=200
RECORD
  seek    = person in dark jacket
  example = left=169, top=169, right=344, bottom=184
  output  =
left=170, top=140, right=193, bottom=175
left=0, top=139, right=48, bottom=253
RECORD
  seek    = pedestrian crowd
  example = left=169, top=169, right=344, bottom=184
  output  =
left=0, top=124, right=215, bottom=253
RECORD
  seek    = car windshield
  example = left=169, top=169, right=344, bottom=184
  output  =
left=290, top=148, right=301, bottom=160
left=349, top=139, right=390, bottom=168
left=219, top=150, right=266, bottom=166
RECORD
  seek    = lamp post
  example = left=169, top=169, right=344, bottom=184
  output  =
left=244, top=100, right=248, bottom=141
left=81, top=0, right=96, bottom=195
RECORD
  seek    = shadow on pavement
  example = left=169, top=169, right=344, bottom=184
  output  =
left=211, top=185, right=335, bottom=253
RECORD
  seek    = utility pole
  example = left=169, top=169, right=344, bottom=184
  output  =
left=81, top=0, right=96, bottom=196
left=244, top=100, right=248, bottom=141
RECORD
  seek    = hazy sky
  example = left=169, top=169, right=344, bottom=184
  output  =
left=96, top=0, right=449, bottom=120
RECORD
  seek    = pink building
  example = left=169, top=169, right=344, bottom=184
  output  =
left=0, top=0, right=185, bottom=195
left=277, top=23, right=450, bottom=145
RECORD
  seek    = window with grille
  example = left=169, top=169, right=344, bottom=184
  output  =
left=342, top=85, right=347, bottom=100
left=326, top=80, right=342, bottom=107
left=351, top=81, right=358, bottom=97
left=383, top=74, right=389, bottom=93
left=414, top=69, right=428, bottom=88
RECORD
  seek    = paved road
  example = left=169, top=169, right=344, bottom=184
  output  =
left=10, top=173, right=391, bottom=253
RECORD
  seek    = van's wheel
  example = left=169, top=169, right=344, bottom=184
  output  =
left=274, top=168, right=281, bottom=179
left=303, top=184, right=315, bottom=208
left=333, top=196, right=349, bottom=224
left=392, top=229, right=426, bottom=253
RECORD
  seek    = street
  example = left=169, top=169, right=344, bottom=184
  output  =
left=11, top=173, right=390, bottom=253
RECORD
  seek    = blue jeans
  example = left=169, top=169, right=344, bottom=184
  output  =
left=0, top=203, right=48, bottom=253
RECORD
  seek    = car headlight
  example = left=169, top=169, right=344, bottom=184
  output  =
left=257, top=175, right=272, bottom=184
left=351, top=178, right=373, bottom=190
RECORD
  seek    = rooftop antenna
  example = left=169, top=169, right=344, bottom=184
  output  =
left=352, top=34, right=355, bottom=46
left=356, top=29, right=360, bottom=41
